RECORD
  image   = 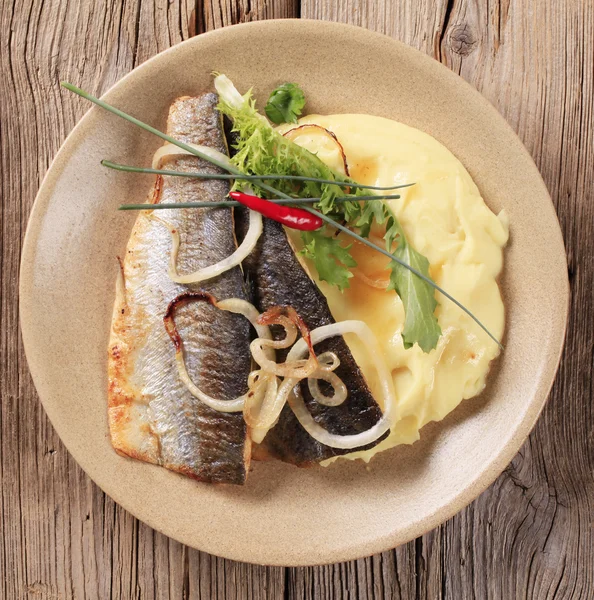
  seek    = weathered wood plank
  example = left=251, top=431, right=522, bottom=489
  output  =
left=200, top=0, right=299, bottom=32
left=0, top=1, right=294, bottom=599
left=299, top=0, right=594, bottom=598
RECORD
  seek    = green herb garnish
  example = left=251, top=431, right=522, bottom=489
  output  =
left=101, top=160, right=414, bottom=191
left=385, top=212, right=440, bottom=350
left=265, top=83, right=306, bottom=124
left=216, top=76, right=442, bottom=351
left=301, top=231, right=357, bottom=290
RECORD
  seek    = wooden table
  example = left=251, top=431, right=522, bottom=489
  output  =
left=2, top=1, right=592, bottom=598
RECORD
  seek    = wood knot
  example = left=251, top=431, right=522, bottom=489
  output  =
left=448, top=24, right=478, bottom=56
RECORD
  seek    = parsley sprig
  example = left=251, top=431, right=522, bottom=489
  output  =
left=265, top=83, right=306, bottom=124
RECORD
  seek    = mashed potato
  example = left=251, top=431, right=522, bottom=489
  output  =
left=279, top=114, right=509, bottom=462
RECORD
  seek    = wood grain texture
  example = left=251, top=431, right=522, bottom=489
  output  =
left=1, top=1, right=591, bottom=599
left=0, top=1, right=293, bottom=599
left=301, top=0, right=594, bottom=598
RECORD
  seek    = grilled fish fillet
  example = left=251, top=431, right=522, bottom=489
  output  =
left=238, top=214, right=386, bottom=465
left=108, top=94, right=252, bottom=484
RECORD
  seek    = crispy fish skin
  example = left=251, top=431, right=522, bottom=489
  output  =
left=108, top=94, right=251, bottom=484
left=238, top=213, right=385, bottom=465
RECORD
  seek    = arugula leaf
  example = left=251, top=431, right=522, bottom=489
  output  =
left=265, top=83, right=306, bottom=124
left=301, top=230, right=356, bottom=291
left=384, top=209, right=441, bottom=351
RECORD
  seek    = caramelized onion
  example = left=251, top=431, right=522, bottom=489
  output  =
left=244, top=371, right=280, bottom=443
left=284, top=321, right=397, bottom=449
left=164, top=295, right=376, bottom=448
left=216, top=299, right=285, bottom=441
left=250, top=307, right=319, bottom=378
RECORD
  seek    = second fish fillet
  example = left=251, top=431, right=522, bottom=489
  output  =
left=238, top=214, right=387, bottom=466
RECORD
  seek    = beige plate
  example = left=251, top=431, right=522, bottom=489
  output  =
left=20, top=20, right=568, bottom=566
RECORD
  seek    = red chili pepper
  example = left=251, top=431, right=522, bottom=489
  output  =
left=229, top=191, right=323, bottom=231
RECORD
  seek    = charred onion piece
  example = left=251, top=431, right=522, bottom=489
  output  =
left=282, top=124, right=350, bottom=177
left=250, top=306, right=319, bottom=379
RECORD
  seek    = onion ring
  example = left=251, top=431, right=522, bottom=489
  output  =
left=284, top=321, right=397, bottom=449
left=307, top=352, right=347, bottom=407
left=152, top=142, right=233, bottom=170
left=151, top=143, right=263, bottom=285
left=244, top=371, right=281, bottom=444
left=154, top=207, right=263, bottom=285
left=250, top=306, right=319, bottom=378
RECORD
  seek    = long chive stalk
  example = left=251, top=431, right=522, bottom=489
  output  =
left=119, top=194, right=399, bottom=211
left=62, top=82, right=502, bottom=349
left=102, top=160, right=414, bottom=191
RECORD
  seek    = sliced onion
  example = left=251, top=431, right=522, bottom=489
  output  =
left=154, top=208, right=263, bottom=284
left=151, top=140, right=264, bottom=286
left=244, top=371, right=282, bottom=443
left=284, top=320, right=397, bottom=449
left=216, top=297, right=273, bottom=353
left=216, top=299, right=287, bottom=440
left=250, top=308, right=318, bottom=378
left=163, top=294, right=386, bottom=449
left=307, top=373, right=347, bottom=407
left=245, top=371, right=278, bottom=425
left=163, top=293, right=291, bottom=441
left=307, top=352, right=347, bottom=407
left=149, top=146, right=263, bottom=285
left=214, top=300, right=287, bottom=439
left=164, top=293, right=272, bottom=414
left=152, top=142, right=233, bottom=170
left=282, top=124, right=350, bottom=176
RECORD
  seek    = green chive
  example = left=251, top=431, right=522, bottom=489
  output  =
left=101, top=160, right=414, bottom=191
left=119, top=195, right=399, bottom=211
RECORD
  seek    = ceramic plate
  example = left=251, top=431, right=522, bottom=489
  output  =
left=20, top=20, right=568, bottom=566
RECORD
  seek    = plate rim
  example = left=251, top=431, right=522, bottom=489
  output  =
left=19, top=18, right=569, bottom=566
